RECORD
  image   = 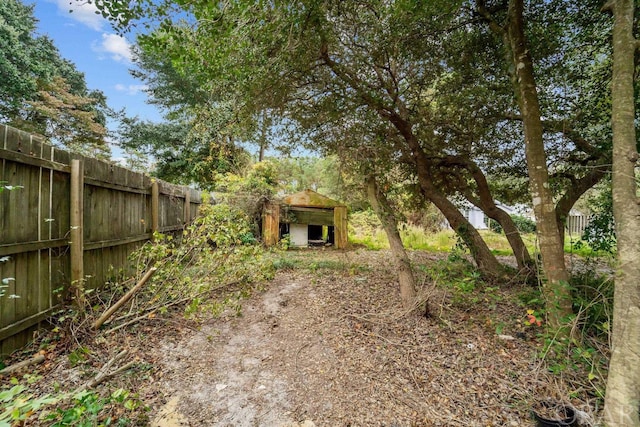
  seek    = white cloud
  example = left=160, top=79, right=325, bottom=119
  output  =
left=50, top=0, right=105, bottom=31
left=115, top=83, right=148, bottom=95
left=93, top=33, right=133, bottom=63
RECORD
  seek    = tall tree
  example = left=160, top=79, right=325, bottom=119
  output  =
left=477, top=0, right=581, bottom=327
left=603, top=0, right=640, bottom=425
left=0, top=0, right=110, bottom=155
left=117, top=117, right=249, bottom=187
left=366, top=174, right=418, bottom=311
left=15, top=76, right=108, bottom=158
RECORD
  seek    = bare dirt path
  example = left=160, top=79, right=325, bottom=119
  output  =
left=143, top=250, right=555, bottom=427
left=151, top=273, right=309, bottom=427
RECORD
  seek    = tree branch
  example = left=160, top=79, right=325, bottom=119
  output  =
left=475, top=0, right=507, bottom=35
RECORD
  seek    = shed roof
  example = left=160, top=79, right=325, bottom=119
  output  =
left=282, top=189, right=344, bottom=208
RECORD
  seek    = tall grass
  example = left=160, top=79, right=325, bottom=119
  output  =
left=350, top=223, right=541, bottom=255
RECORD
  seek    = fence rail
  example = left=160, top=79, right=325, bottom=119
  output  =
left=0, top=124, right=202, bottom=356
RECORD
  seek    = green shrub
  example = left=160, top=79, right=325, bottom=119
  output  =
left=489, top=214, right=536, bottom=234
left=581, top=183, right=616, bottom=254
left=124, top=201, right=274, bottom=321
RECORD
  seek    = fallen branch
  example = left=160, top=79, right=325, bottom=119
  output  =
left=0, top=354, right=45, bottom=376
left=103, top=280, right=243, bottom=334
left=75, top=350, right=134, bottom=392
left=105, top=309, right=158, bottom=334
left=94, top=268, right=157, bottom=329
left=85, top=360, right=137, bottom=389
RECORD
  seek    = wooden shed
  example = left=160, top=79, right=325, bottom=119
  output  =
left=262, top=189, right=348, bottom=249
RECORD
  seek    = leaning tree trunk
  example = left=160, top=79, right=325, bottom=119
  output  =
left=483, top=204, right=533, bottom=271
left=464, top=158, right=533, bottom=272
left=604, top=1, right=640, bottom=425
left=417, top=168, right=504, bottom=280
left=366, top=175, right=420, bottom=311
left=322, top=47, right=504, bottom=280
left=386, top=116, right=506, bottom=280
left=504, top=0, right=572, bottom=329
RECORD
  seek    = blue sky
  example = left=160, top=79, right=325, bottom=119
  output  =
left=32, top=0, right=163, bottom=147
left=30, top=1, right=294, bottom=161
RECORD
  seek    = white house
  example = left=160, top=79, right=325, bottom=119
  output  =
left=460, top=202, right=529, bottom=230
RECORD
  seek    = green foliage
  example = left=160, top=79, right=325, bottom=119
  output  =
left=67, top=347, right=91, bottom=368
left=520, top=268, right=612, bottom=400
left=570, top=269, right=614, bottom=339
left=268, top=252, right=368, bottom=275
left=348, top=209, right=382, bottom=245
left=272, top=156, right=355, bottom=206
left=581, top=186, right=616, bottom=253
left=0, top=373, right=145, bottom=426
left=349, top=214, right=533, bottom=256
left=193, top=203, right=256, bottom=247
left=0, top=384, right=58, bottom=426
left=419, top=255, right=485, bottom=307
left=488, top=214, right=536, bottom=234
left=271, top=255, right=299, bottom=271
left=117, top=117, right=250, bottom=187
left=46, top=389, right=145, bottom=426
left=212, top=160, right=279, bottom=197
left=127, top=201, right=274, bottom=320
left=540, top=329, right=608, bottom=400
left=0, top=0, right=111, bottom=156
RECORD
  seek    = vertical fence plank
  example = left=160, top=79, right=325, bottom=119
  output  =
left=184, top=191, right=191, bottom=226
left=0, top=125, right=202, bottom=355
left=151, top=181, right=159, bottom=237
left=70, top=160, right=84, bottom=301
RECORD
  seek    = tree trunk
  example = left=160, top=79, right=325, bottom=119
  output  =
left=422, top=176, right=504, bottom=279
left=604, top=1, right=640, bottom=425
left=504, top=0, right=572, bottom=328
left=484, top=204, right=533, bottom=270
left=464, top=158, right=533, bottom=272
left=391, top=120, right=505, bottom=280
left=554, top=165, right=608, bottom=247
left=322, top=47, right=504, bottom=280
left=366, top=175, right=419, bottom=311
left=259, top=111, right=267, bottom=162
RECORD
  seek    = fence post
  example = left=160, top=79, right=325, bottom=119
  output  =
left=184, top=190, right=191, bottom=225
left=151, top=181, right=159, bottom=239
left=333, top=206, right=348, bottom=249
left=70, top=159, right=84, bottom=304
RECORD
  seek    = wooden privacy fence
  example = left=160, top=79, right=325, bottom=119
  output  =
left=0, top=124, right=202, bottom=356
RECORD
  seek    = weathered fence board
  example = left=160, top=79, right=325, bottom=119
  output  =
left=0, top=124, right=202, bottom=357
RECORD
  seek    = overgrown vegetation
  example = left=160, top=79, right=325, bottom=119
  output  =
left=0, top=198, right=276, bottom=425
left=111, top=200, right=274, bottom=325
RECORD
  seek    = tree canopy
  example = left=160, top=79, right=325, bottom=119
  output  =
left=53, top=0, right=640, bottom=420
left=0, top=0, right=110, bottom=157
left=97, top=1, right=623, bottom=280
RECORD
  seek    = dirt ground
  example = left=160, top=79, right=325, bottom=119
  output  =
left=4, top=249, right=598, bottom=426
left=139, top=249, right=581, bottom=427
